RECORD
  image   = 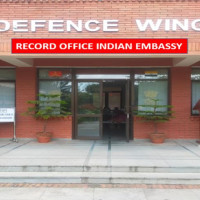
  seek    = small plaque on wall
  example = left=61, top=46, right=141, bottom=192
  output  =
left=48, top=71, right=63, bottom=77
left=145, top=71, right=158, bottom=77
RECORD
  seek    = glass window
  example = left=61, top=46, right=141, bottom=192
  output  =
left=134, top=69, right=168, bottom=112
left=191, top=69, right=200, bottom=115
left=0, top=69, right=15, bottom=108
left=0, top=82, right=15, bottom=108
left=39, top=69, right=72, bottom=113
left=0, top=69, right=15, bottom=80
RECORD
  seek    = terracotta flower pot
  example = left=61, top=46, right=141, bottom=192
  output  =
left=36, top=132, right=52, bottom=143
left=150, top=133, right=165, bottom=144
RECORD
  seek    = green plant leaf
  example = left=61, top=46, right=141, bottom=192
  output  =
left=22, top=93, right=72, bottom=133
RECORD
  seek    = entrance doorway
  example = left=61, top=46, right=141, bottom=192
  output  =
left=74, top=74, right=131, bottom=141
left=103, top=80, right=127, bottom=140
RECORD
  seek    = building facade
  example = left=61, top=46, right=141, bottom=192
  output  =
left=0, top=0, right=200, bottom=140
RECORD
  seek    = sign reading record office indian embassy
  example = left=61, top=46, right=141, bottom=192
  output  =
left=0, top=19, right=195, bottom=54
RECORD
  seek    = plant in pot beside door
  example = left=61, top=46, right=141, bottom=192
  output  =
left=23, top=93, right=71, bottom=143
left=134, top=99, right=174, bottom=144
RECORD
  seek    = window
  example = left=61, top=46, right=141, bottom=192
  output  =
left=191, top=69, right=200, bottom=115
left=38, top=69, right=72, bottom=113
left=134, top=69, right=168, bottom=112
left=0, top=69, right=15, bottom=108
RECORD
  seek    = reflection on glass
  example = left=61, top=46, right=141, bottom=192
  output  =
left=0, top=70, right=15, bottom=80
left=192, top=82, right=200, bottom=114
left=39, top=81, right=72, bottom=112
left=76, top=74, right=130, bottom=80
left=191, top=69, right=200, bottom=80
left=78, top=82, right=100, bottom=114
left=134, top=69, right=168, bottom=80
left=78, top=117, right=100, bottom=137
left=39, top=69, right=71, bottom=79
left=0, top=82, right=15, bottom=108
left=109, top=93, right=121, bottom=109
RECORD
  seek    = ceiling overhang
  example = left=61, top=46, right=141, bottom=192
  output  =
left=0, top=54, right=200, bottom=68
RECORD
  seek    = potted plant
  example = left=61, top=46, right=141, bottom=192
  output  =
left=134, top=98, right=174, bottom=144
left=23, top=93, right=71, bottom=143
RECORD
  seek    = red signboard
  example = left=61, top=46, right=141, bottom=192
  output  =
left=12, top=38, right=188, bottom=54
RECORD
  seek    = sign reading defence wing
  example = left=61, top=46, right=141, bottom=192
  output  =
left=0, top=108, right=15, bottom=122
left=1, top=19, right=200, bottom=32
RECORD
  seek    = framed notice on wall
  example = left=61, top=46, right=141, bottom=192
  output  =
left=0, top=108, right=17, bottom=142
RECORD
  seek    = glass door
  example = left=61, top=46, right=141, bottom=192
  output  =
left=75, top=81, right=102, bottom=139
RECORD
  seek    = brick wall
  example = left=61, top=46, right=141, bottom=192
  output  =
left=134, top=67, right=199, bottom=139
left=0, top=1, right=200, bottom=54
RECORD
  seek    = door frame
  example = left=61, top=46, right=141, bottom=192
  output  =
left=125, top=79, right=130, bottom=142
left=73, top=74, right=133, bottom=141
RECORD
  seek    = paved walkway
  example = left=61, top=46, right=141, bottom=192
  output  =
left=0, top=138, right=200, bottom=168
left=1, top=139, right=200, bottom=199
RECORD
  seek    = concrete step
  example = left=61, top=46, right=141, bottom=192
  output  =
left=0, top=172, right=200, bottom=184
left=0, top=165, right=200, bottom=173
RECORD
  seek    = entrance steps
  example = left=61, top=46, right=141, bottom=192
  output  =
left=0, top=165, right=200, bottom=173
left=0, top=166, right=200, bottom=184
left=1, top=139, right=200, bottom=184
left=0, top=171, right=200, bottom=184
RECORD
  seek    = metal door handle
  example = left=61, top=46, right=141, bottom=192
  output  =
left=127, top=113, right=129, bottom=119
